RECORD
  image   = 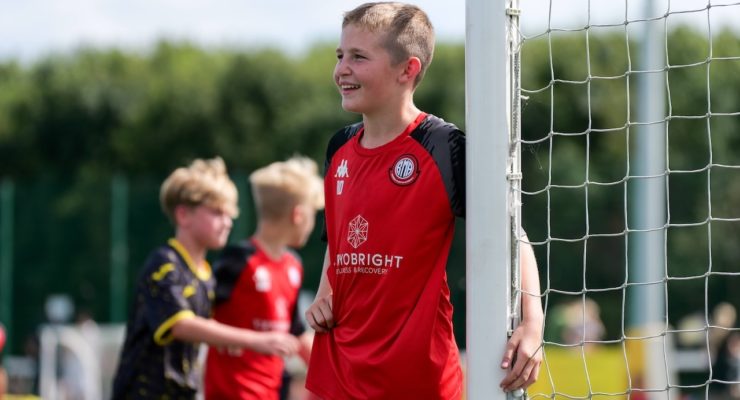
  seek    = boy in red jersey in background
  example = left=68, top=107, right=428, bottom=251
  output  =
left=111, top=157, right=299, bottom=400
left=205, top=156, right=323, bottom=400
left=304, top=2, right=544, bottom=399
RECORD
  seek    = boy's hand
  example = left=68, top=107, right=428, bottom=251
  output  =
left=252, top=332, right=300, bottom=357
left=305, top=294, right=334, bottom=332
left=499, top=319, right=543, bottom=392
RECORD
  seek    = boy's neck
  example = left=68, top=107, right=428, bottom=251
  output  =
left=361, top=103, right=422, bottom=149
left=252, top=226, right=289, bottom=261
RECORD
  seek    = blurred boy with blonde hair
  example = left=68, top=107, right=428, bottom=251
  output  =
left=304, top=2, right=543, bottom=399
left=205, top=156, right=323, bottom=400
left=112, top=157, right=299, bottom=400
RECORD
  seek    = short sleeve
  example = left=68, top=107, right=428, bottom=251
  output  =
left=142, top=262, right=195, bottom=345
left=449, top=129, right=466, bottom=218
left=411, top=116, right=466, bottom=219
left=321, top=123, right=362, bottom=242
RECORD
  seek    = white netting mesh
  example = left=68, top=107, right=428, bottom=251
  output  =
left=516, top=1, right=740, bottom=398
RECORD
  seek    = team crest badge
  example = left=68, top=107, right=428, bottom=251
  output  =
left=389, top=154, right=420, bottom=186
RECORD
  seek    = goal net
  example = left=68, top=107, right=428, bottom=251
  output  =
left=510, top=0, right=740, bottom=399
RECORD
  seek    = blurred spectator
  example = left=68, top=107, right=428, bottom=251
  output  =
left=676, top=312, right=706, bottom=348
left=547, top=298, right=606, bottom=347
left=59, top=311, right=101, bottom=400
left=710, top=302, right=740, bottom=399
left=710, top=303, right=737, bottom=358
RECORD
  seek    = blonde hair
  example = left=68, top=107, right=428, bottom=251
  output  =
left=250, top=156, right=324, bottom=221
left=343, top=2, right=434, bottom=87
left=160, top=157, right=239, bottom=223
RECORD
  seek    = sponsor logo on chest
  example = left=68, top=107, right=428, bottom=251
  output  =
left=335, top=214, right=404, bottom=276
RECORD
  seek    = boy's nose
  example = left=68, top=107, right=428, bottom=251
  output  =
left=335, top=60, right=350, bottom=75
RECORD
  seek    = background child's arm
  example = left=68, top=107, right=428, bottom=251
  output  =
left=171, top=316, right=299, bottom=356
left=499, top=239, right=544, bottom=392
left=297, top=332, right=313, bottom=364
left=305, top=247, right=334, bottom=332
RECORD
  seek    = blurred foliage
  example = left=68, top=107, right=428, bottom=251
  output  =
left=0, top=26, right=739, bottom=355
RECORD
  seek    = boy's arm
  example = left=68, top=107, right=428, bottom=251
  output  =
left=500, top=239, right=544, bottom=392
left=305, top=247, right=334, bottom=332
left=297, top=331, right=313, bottom=364
left=315, top=246, right=332, bottom=298
left=170, top=316, right=299, bottom=356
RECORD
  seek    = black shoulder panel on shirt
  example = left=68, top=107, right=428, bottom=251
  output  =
left=324, top=122, right=362, bottom=177
left=322, top=122, right=363, bottom=242
left=212, top=241, right=257, bottom=304
left=410, top=114, right=466, bottom=218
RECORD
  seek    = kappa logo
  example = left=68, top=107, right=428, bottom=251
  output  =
left=347, top=215, right=368, bottom=249
left=335, top=159, right=349, bottom=178
left=389, top=154, right=420, bottom=186
left=335, top=159, right=349, bottom=195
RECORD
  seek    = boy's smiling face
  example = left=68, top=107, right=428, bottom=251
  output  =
left=334, top=24, right=405, bottom=115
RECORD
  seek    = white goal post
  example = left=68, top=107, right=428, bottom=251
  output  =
left=465, top=1, right=523, bottom=399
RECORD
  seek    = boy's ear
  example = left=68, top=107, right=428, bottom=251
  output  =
left=399, top=57, right=422, bottom=84
left=291, top=204, right=305, bottom=225
left=173, top=204, right=191, bottom=226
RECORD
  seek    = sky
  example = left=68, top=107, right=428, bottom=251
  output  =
left=1, top=0, right=738, bottom=63
left=0, top=0, right=467, bottom=61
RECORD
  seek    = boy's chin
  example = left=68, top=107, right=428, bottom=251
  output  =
left=207, top=237, right=229, bottom=249
left=289, top=238, right=308, bottom=249
left=341, top=101, right=364, bottom=114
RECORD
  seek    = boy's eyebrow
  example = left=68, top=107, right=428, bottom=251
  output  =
left=337, top=47, right=366, bottom=55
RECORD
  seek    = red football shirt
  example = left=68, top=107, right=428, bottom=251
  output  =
left=306, top=113, right=466, bottom=400
left=205, top=239, right=304, bottom=400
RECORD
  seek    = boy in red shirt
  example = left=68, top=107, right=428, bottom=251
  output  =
left=205, top=156, right=324, bottom=399
left=304, top=3, right=544, bottom=399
